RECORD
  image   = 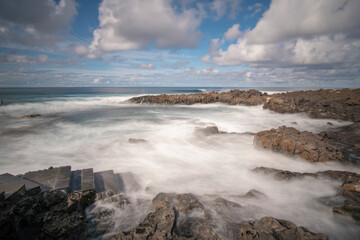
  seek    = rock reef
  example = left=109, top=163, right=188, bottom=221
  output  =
left=263, top=89, right=360, bottom=122
left=253, top=126, right=344, bottom=162
left=128, top=89, right=267, bottom=105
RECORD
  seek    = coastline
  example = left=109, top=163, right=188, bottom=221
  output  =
left=1, top=88, right=359, bottom=239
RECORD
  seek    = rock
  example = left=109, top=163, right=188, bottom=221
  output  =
left=127, top=89, right=267, bottom=106
left=0, top=189, right=95, bottom=240
left=22, top=114, right=42, bottom=118
left=110, top=193, right=327, bottom=240
left=253, top=166, right=360, bottom=222
left=194, top=126, right=220, bottom=137
left=253, top=126, right=344, bottom=162
left=227, top=217, right=327, bottom=240
left=244, top=189, right=268, bottom=199
left=128, top=138, right=147, bottom=144
left=263, top=89, right=360, bottom=122
left=320, top=123, right=360, bottom=165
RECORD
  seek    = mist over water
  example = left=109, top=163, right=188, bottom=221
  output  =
left=0, top=88, right=358, bottom=239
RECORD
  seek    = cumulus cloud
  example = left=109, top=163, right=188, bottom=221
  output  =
left=0, top=0, right=77, bottom=47
left=224, top=23, right=242, bottom=41
left=207, top=0, right=360, bottom=69
left=246, top=0, right=360, bottom=44
left=87, top=0, right=202, bottom=55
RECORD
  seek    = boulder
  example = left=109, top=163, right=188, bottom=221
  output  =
left=253, top=126, right=344, bottom=162
left=194, top=126, right=220, bottom=137
left=22, top=114, right=41, bottom=118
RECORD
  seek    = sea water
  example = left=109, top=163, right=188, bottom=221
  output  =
left=0, top=87, right=358, bottom=239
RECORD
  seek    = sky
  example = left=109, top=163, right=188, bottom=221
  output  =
left=0, top=0, right=359, bottom=87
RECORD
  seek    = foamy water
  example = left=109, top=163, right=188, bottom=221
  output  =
left=0, top=94, right=358, bottom=239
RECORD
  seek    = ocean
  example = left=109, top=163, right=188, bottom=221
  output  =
left=0, top=87, right=359, bottom=239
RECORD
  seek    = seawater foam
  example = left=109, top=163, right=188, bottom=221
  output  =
left=0, top=99, right=358, bottom=239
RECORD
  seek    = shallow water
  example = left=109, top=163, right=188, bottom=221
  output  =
left=0, top=87, right=358, bottom=239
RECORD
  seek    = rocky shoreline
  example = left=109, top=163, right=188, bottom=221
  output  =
left=1, top=88, right=360, bottom=239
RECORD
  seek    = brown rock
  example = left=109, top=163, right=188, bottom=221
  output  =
left=263, top=89, right=360, bottom=122
left=127, top=89, right=267, bottom=106
left=254, top=126, right=344, bottom=162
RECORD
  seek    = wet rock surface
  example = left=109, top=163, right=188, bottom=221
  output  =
left=263, top=89, right=360, bottom=122
left=128, top=89, right=267, bottom=105
left=109, top=193, right=327, bottom=240
left=320, top=123, right=360, bottom=165
left=22, top=114, right=42, bottom=118
left=253, top=167, right=360, bottom=222
left=253, top=126, right=344, bottom=162
left=0, top=189, right=95, bottom=240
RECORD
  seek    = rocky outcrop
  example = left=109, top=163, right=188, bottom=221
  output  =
left=111, top=193, right=327, bottom=240
left=253, top=167, right=360, bottom=222
left=128, top=138, right=147, bottom=144
left=253, top=126, right=344, bottom=162
left=0, top=189, right=95, bottom=240
left=127, top=89, right=267, bottom=105
left=263, top=89, right=360, bottom=122
left=194, top=126, right=221, bottom=137
left=320, top=123, right=360, bottom=165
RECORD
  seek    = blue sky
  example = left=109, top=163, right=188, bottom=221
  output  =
left=0, top=0, right=359, bottom=87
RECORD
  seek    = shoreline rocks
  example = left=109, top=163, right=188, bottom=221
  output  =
left=253, top=126, right=344, bottom=162
left=127, top=89, right=267, bottom=105
left=253, top=167, right=360, bottom=222
left=263, top=89, right=360, bottom=122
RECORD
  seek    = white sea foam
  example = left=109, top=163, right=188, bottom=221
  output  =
left=0, top=99, right=358, bottom=239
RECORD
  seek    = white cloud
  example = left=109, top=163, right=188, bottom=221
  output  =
left=88, top=0, right=202, bottom=54
left=210, top=0, right=242, bottom=20
left=224, top=23, right=242, bottom=41
left=245, top=0, right=360, bottom=44
left=208, top=0, right=360, bottom=68
left=0, top=0, right=77, bottom=47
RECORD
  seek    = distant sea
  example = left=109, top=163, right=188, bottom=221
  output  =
left=0, top=86, right=358, bottom=239
left=0, top=87, right=308, bottom=105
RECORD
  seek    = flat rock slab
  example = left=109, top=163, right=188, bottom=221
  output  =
left=23, top=166, right=71, bottom=192
left=70, top=168, right=95, bottom=192
left=115, top=172, right=140, bottom=193
left=0, top=173, right=40, bottom=198
left=94, top=170, right=119, bottom=194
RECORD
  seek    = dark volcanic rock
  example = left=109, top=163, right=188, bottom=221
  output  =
left=226, top=217, right=327, bottom=240
left=254, top=126, right=344, bottom=162
left=111, top=193, right=327, bottom=240
left=0, top=189, right=95, bottom=240
left=263, top=89, right=360, bottom=122
left=127, top=89, right=267, bottom=105
left=253, top=167, right=360, bottom=222
left=22, top=114, right=42, bottom=118
left=320, top=123, right=360, bottom=165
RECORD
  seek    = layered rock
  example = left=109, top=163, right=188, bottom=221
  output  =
left=263, top=89, right=360, bottom=122
left=253, top=167, right=360, bottom=222
left=111, top=193, right=327, bottom=240
left=127, top=89, right=267, bottom=105
left=253, top=126, right=344, bottom=162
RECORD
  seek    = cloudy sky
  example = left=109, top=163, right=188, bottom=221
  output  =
left=0, top=0, right=359, bottom=87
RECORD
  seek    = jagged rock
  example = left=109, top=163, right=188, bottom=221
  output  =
left=127, top=89, right=267, bottom=106
left=110, top=193, right=327, bottom=240
left=253, top=126, right=344, bottom=162
left=253, top=167, right=360, bottom=222
left=22, top=114, right=42, bottom=118
left=320, top=123, right=360, bottom=165
left=226, top=217, right=327, bottom=240
left=263, top=89, right=360, bottom=122
left=244, top=189, right=268, bottom=199
left=0, top=189, right=95, bottom=240
left=128, top=138, right=147, bottom=144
